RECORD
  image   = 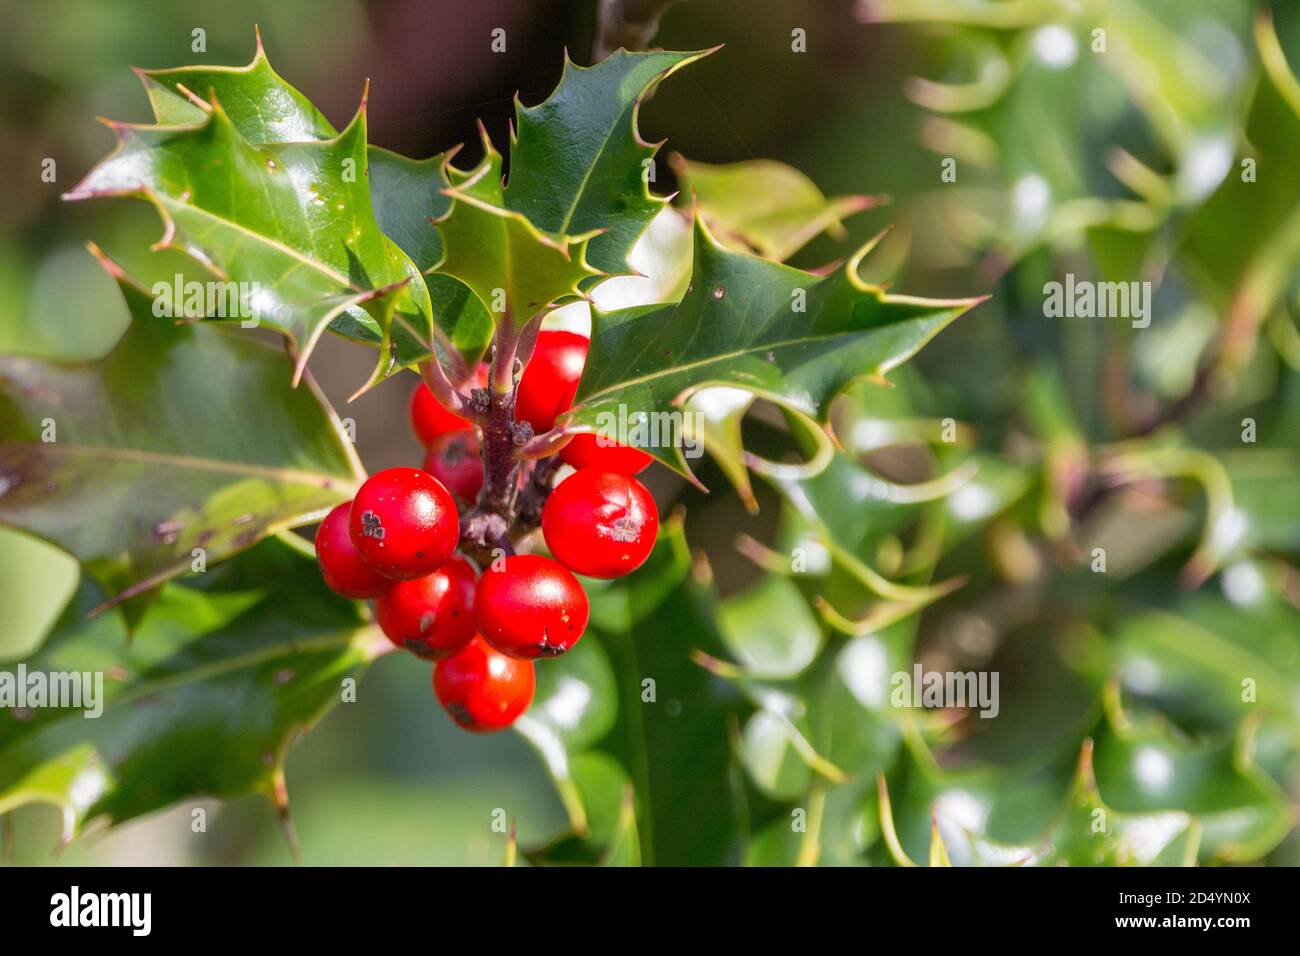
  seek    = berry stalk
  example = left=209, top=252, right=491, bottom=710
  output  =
left=455, top=324, right=537, bottom=564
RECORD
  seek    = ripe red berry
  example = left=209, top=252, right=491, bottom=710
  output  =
left=560, top=432, right=653, bottom=475
left=422, top=430, right=483, bottom=504
left=409, top=381, right=471, bottom=446
left=349, top=467, right=459, bottom=580
left=542, top=470, right=658, bottom=578
left=433, top=635, right=535, bottom=732
left=375, top=556, right=477, bottom=659
left=314, top=501, right=392, bottom=599
left=515, top=330, right=587, bottom=432
left=409, top=364, right=488, bottom=446
left=476, top=554, right=590, bottom=659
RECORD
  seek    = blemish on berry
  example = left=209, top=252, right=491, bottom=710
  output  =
left=360, top=510, right=385, bottom=540
left=443, top=439, right=468, bottom=465
left=404, top=639, right=436, bottom=660
left=610, top=515, right=641, bottom=543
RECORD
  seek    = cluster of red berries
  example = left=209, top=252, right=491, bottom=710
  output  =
left=315, top=330, right=659, bottom=733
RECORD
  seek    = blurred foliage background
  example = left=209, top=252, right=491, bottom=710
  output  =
left=1, top=0, right=1298, bottom=865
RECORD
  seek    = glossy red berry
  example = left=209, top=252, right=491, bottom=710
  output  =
left=410, top=381, right=471, bottom=446
left=542, top=470, right=658, bottom=579
left=433, top=635, right=535, bottom=732
left=560, top=432, right=653, bottom=475
left=409, top=364, right=488, bottom=446
left=476, top=554, right=589, bottom=659
left=314, top=501, right=392, bottom=599
left=349, top=467, right=459, bottom=580
left=515, top=330, right=587, bottom=432
left=375, top=556, right=478, bottom=659
left=422, top=430, right=483, bottom=504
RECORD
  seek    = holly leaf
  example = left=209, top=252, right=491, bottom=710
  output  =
left=0, top=535, right=382, bottom=847
left=883, top=739, right=1201, bottom=867
left=134, top=33, right=335, bottom=141
left=0, top=250, right=361, bottom=623
left=434, top=137, right=601, bottom=335
left=562, top=218, right=982, bottom=478
left=131, top=36, right=529, bottom=371
left=513, top=635, right=620, bottom=844
left=670, top=155, right=877, bottom=261
left=367, top=148, right=450, bottom=272
left=504, top=49, right=712, bottom=276
left=1091, top=689, right=1293, bottom=863
left=717, top=576, right=825, bottom=680
left=1184, top=13, right=1300, bottom=362
left=66, top=76, right=435, bottom=390
left=134, top=39, right=458, bottom=278
left=524, top=516, right=746, bottom=866
left=0, top=528, right=78, bottom=660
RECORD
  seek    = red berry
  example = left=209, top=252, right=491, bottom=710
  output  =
left=422, top=430, right=483, bottom=504
left=542, top=470, right=658, bottom=578
left=515, top=330, right=587, bottom=432
left=375, top=556, right=478, bottom=659
left=560, top=432, right=653, bottom=475
left=433, top=635, right=535, bottom=732
left=409, top=364, right=487, bottom=446
left=349, top=467, right=459, bottom=580
left=315, top=501, right=392, bottom=599
left=476, top=554, right=589, bottom=659
left=409, top=381, right=470, bottom=446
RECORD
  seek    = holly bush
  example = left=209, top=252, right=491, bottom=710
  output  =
left=0, top=1, right=1297, bottom=867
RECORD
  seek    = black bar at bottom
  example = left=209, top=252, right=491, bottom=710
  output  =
left=0, top=864, right=1283, bottom=941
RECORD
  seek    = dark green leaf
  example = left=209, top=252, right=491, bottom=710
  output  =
left=505, top=50, right=711, bottom=276
left=565, top=218, right=981, bottom=478
left=0, top=252, right=361, bottom=618
left=0, top=535, right=381, bottom=843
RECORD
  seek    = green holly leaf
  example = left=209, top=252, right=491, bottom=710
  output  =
left=1091, top=688, right=1293, bottom=863
left=1185, top=14, right=1300, bottom=363
left=670, top=155, right=877, bottom=261
left=504, top=49, right=712, bottom=276
left=434, top=138, right=602, bottom=334
left=134, top=33, right=335, bottom=141
left=367, top=148, right=451, bottom=272
left=526, top=516, right=745, bottom=866
left=1111, top=592, right=1300, bottom=738
left=710, top=621, right=914, bottom=865
left=0, top=528, right=78, bottom=660
left=67, top=77, right=435, bottom=390
left=879, top=736, right=1201, bottom=867
left=132, top=37, right=493, bottom=371
left=717, top=575, right=825, bottom=680
left=0, top=535, right=381, bottom=847
left=563, top=218, right=982, bottom=478
left=0, top=250, right=361, bottom=623
left=513, top=635, right=620, bottom=843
